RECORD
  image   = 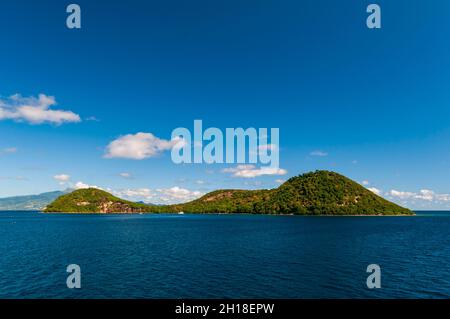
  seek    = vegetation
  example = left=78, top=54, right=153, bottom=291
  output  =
left=44, top=188, right=152, bottom=213
left=44, top=171, right=414, bottom=215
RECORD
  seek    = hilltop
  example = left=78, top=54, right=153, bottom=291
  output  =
left=44, top=171, right=414, bottom=215
left=168, top=171, right=412, bottom=215
left=44, top=188, right=151, bottom=213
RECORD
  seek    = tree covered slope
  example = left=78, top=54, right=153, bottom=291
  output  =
left=44, top=171, right=413, bottom=215
left=170, top=171, right=412, bottom=215
left=44, top=188, right=151, bottom=213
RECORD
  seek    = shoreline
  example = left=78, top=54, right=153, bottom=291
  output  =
left=40, top=211, right=416, bottom=217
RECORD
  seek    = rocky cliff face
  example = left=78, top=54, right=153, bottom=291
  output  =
left=98, top=201, right=148, bottom=213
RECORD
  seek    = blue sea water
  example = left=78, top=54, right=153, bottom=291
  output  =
left=0, top=211, right=449, bottom=299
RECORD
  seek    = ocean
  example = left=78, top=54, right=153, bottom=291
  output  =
left=0, top=211, right=449, bottom=298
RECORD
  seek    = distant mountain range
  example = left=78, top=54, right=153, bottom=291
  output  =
left=0, top=189, right=158, bottom=211
left=0, top=191, right=66, bottom=211
left=44, top=171, right=414, bottom=216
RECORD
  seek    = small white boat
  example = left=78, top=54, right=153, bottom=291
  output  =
left=178, top=211, right=185, bottom=215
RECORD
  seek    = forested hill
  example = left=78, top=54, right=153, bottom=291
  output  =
left=168, top=171, right=413, bottom=215
left=44, top=171, right=413, bottom=216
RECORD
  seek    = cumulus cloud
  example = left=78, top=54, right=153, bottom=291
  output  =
left=0, top=94, right=81, bottom=125
left=74, top=181, right=102, bottom=190
left=223, top=165, right=287, bottom=178
left=113, top=188, right=154, bottom=199
left=68, top=182, right=203, bottom=204
left=367, top=187, right=381, bottom=195
left=310, top=150, right=328, bottom=157
left=104, top=133, right=180, bottom=160
left=66, top=181, right=202, bottom=204
left=362, top=180, right=370, bottom=186
left=389, top=190, right=415, bottom=200
left=435, top=193, right=450, bottom=201
left=54, top=174, right=71, bottom=182
left=156, top=187, right=203, bottom=203
left=389, top=189, right=450, bottom=202
left=113, top=186, right=203, bottom=204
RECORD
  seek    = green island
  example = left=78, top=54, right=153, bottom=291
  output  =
left=44, top=170, right=413, bottom=215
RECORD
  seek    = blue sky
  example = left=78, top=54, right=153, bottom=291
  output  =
left=1, top=0, right=450, bottom=209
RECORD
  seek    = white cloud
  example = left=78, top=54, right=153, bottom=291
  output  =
left=156, top=187, right=203, bottom=203
left=68, top=181, right=202, bottom=204
left=389, top=189, right=450, bottom=202
left=367, top=187, right=381, bottom=195
left=362, top=180, right=370, bottom=186
left=74, top=181, right=90, bottom=189
left=172, top=137, right=188, bottom=151
left=113, top=188, right=154, bottom=199
left=389, top=190, right=416, bottom=200
left=275, top=179, right=285, bottom=184
left=310, top=150, right=328, bottom=157
left=415, top=189, right=435, bottom=201
left=54, top=174, right=70, bottom=182
left=223, top=165, right=287, bottom=178
left=104, top=133, right=180, bottom=160
left=74, top=181, right=102, bottom=190
left=119, top=172, right=132, bottom=179
left=0, top=94, right=81, bottom=125
left=86, top=116, right=100, bottom=122
left=113, top=186, right=203, bottom=204
left=436, top=193, right=450, bottom=201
